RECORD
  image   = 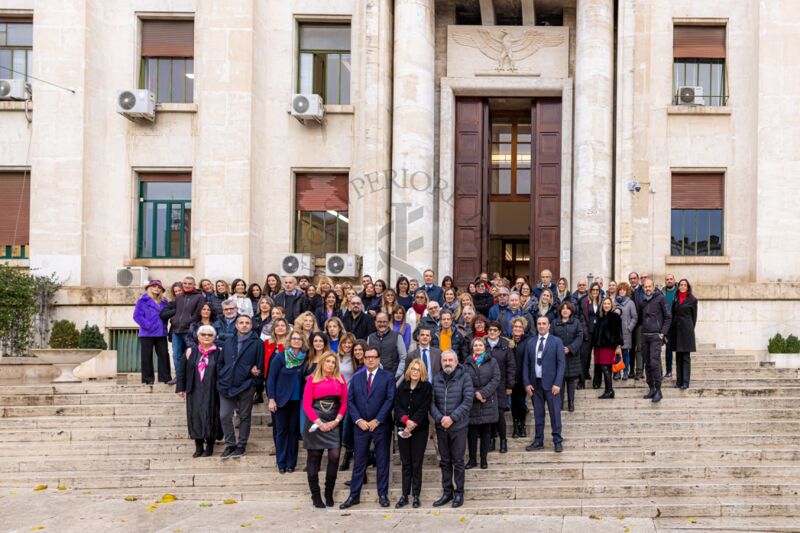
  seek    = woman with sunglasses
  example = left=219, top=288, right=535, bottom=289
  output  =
left=176, top=324, right=223, bottom=458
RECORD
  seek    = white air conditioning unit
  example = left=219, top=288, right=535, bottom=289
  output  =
left=291, top=93, right=324, bottom=124
left=116, top=267, right=150, bottom=288
left=280, top=254, right=315, bottom=277
left=116, top=89, right=156, bottom=122
left=677, top=85, right=705, bottom=106
left=325, top=254, right=361, bottom=277
left=0, top=79, right=27, bottom=100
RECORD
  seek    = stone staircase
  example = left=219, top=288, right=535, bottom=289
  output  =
left=1, top=345, right=799, bottom=519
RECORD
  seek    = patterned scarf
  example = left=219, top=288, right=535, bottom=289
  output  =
left=197, top=344, right=216, bottom=383
left=285, top=347, right=306, bottom=369
left=473, top=351, right=487, bottom=367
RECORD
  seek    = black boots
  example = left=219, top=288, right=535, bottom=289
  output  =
left=308, top=473, right=325, bottom=508
left=193, top=439, right=204, bottom=458
left=202, top=438, right=215, bottom=457
left=324, top=472, right=337, bottom=507
left=489, top=438, right=496, bottom=452
left=511, top=419, right=520, bottom=438
left=652, top=383, right=663, bottom=403
left=339, top=449, right=353, bottom=471
left=599, top=366, right=614, bottom=399
left=519, top=421, right=527, bottom=438
left=499, top=439, right=508, bottom=453
left=643, top=386, right=656, bottom=399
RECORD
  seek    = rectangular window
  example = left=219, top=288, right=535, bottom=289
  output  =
left=295, top=173, right=349, bottom=256
left=140, top=20, right=194, bottom=103
left=0, top=171, right=30, bottom=259
left=490, top=113, right=532, bottom=201
left=671, top=173, right=724, bottom=256
left=673, top=25, right=726, bottom=106
left=298, top=23, right=351, bottom=105
left=137, top=173, right=191, bottom=258
left=0, top=18, right=33, bottom=81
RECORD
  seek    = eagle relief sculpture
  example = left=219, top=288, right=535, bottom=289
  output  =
left=452, top=28, right=564, bottom=72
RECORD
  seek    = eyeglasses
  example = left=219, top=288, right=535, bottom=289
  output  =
left=364, top=355, right=379, bottom=360
left=199, top=333, right=214, bottom=337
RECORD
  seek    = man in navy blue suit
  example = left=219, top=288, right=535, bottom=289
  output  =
left=340, top=346, right=396, bottom=509
left=523, top=315, right=566, bottom=453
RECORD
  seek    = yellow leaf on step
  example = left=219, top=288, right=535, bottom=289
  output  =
left=160, top=493, right=177, bottom=503
left=253, top=516, right=263, bottom=520
left=460, top=518, right=468, bottom=524
left=432, top=511, right=440, bottom=517
left=589, top=515, right=603, bottom=520
left=240, top=524, right=251, bottom=528
left=223, top=499, right=237, bottom=505
left=617, top=516, right=626, bottom=520
left=199, top=502, right=213, bottom=507
left=10, top=492, right=17, bottom=495
left=383, top=515, right=392, bottom=519
left=174, top=530, right=183, bottom=532
left=30, top=527, right=45, bottom=531
left=81, top=491, right=91, bottom=495
left=34, top=485, right=48, bottom=491
left=624, top=528, right=630, bottom=533
left=124, top=496, right=138, bottom=502
left=57, top=486, right=66, bottom=491
left=687, top=518, right=697, bottom=523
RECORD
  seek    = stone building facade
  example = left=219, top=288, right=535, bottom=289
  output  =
left=1, top=0, right=799, bottom=351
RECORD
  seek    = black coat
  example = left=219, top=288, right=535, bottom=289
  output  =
left=217, top=331, right=264, bottom=399
left=342, top=311, right=376, bottom=340
left=485, top=337, right=516, bottom=406
left=577, top=296, right=602, bottom=345
left=551, top=317, right=583, bottom=379
left=511, top=335, right=533, bottom=385
left=472, top=292, right=494, bottom=317
left=394, top=380, right=433, bottom=432
left=273, top=290, right=310, bottom=324
left=670, top=294, right=698, bottom=352
left=463, top=354, right=500, bottom=425
left=593, top=312, right=624, bottom=348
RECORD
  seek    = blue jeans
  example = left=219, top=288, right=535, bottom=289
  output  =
left=665, top=350, right=673, bottom=375
left=171, top=333, right=188, bottom=380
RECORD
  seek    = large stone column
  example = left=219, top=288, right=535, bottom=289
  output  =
left=572, top=0, right=614, bottom=281
left=351, top=0, right=393, bottom=280
left=390, top=0, right=436, bottom=283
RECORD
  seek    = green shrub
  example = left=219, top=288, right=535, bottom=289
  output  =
left=49, top=320, right=79, bottom=349
left=78, top=323, right=107, bottom=350
left=0, top=264, right=38, bottom=356
left=784, top=335, right=800, bottom=354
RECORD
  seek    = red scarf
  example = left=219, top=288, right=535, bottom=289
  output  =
left=412, top=303, right=427, bottom=316
left=474, top=330, right=487, bottom=338
left=679, top=292, right=687, bottom=304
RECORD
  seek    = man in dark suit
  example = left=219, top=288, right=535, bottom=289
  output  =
left=404, top=326, right=441, bottom=383
left=340, top=346, right=396, bottom=509
left=523, top=316, right=566, bottom=453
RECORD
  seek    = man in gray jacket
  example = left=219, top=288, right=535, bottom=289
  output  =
left=640, top=279, right=672, bottom=402
left=430, top=350, right=474, bottom=509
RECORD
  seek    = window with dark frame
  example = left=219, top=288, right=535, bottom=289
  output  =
left=0, top=17, right=33, bottom=81
left=0, top=171, right=30, bottom=260
left=137, top=173, right=192, bottom=259
left=298, top=23, right=351, bottom=105
left=673, top=25, right=727, bottom=106
left=671, top=173, right=724, bottom=257
left=295, top=173, right=349, bottom=256
left=139, top=19, right=194, bottom=104
left=490, top=113, right=532, bottom=201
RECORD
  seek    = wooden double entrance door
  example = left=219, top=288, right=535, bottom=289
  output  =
left=453, top=97, right=563, bottom=286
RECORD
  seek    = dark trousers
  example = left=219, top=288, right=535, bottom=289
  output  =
left=494, top=407, right=507, bottom=440
left=273, top=399, right=300, bottom=469
left=675, top=351, right=692, bottom=387
left=467, top=423, right=491, bottom=464
left=398, top=428, right=428, bottom=497
left=341, top=414, right=354, bottom=450
left=533, top=378, right=562, bottom=445
left=642, top=334, right=664, bottom=388
left=349, top=424, right=391, bottom=498
left=436, top=426, right=467, bottom=496
left=562, top=377, right=577, bottom=407
left=665, top=349, right=674, bottom=375
left=580, top=340, right=593, bottom=382
left=633, top=326, right=643, bottom=375
left=510, top=383, right=528, bottom=422
left=220, top=386, right=255, bottom=449
left=139, top=336, right=170, bottom=383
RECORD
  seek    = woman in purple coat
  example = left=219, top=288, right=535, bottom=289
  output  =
left=133, top=280, right=170, bottom=384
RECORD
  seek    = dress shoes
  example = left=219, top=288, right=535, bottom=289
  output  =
left=395, top=495, right=408, bottom=508
left=432, top=493, right=453, bottom=507
left=220, top=446, right=236, bottom=459
left=554, top=442, right=563, bottom=453
left=525, top=441, right=544, bottom=452
left=452, top=494, right=464, bottom=508
left=412, top=496, right=421, bottom=508
left=465, top=461, right=477, bottom=470
left=379, top=496, right=390, bottom=507
left=339, top=496, right=360, bottom=509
